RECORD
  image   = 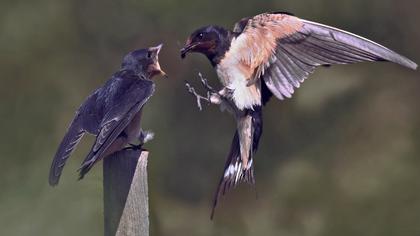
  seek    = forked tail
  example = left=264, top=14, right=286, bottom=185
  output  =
left=211, top=107, right=263, bottom=219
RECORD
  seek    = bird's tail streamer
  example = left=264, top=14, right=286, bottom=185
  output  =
left=211, top=108, right=262, bottom=219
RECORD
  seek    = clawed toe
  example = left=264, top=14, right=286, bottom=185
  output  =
left=124, top=143, right=143, bottom=150
left=198, top=72, right=216, bottom=93
left=185, top=81, right=209, bottom=111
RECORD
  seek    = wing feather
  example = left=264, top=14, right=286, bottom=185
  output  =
left=49, top=112, right=85, bottom=186
left=233, top=13, right=417, bottom=101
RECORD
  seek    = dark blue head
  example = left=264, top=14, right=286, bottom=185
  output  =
left=121, top=44, right=166, bottom=79
left=180, top=26, right=231, bottom=64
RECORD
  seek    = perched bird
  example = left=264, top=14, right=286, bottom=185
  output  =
left=49, top=44, right=166, bottom=186
left=180, top=12, right=417, bottom=217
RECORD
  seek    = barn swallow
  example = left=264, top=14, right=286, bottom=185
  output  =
left=49, top=44, right=166, bottom=186
left=181, top=12, right=417, bottom=218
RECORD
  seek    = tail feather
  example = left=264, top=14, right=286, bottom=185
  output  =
left=78, top=146, right=100, bottom=180
left=211, top=108, right=263, bottom=219
left=78, top=158, right=95, bottom=180
left=211, top=132, right=255, bottom=219
left=78, top=134, right=127, bottom=180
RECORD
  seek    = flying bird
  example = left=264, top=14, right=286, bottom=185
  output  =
left=49, top=44, right=166, bottom=186
left=180, top=12, right=417, bottom=218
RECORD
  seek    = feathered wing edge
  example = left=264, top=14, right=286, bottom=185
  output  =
left=263, top=18, right=417, bottom=101
left=211, top=108, right=263, bottom=219
left=303, top=20, right=417, bottom=69
left=300, top=20, right=417, bottom=69
left=49, top=113, right=85, bottom=186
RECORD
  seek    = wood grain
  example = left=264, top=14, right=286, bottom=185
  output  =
left=103, top=149, right=149, bottom=236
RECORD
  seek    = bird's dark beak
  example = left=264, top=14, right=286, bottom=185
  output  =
left=180, top=38, right=198, bottom=59
left=149, top=44, right=168, bottom=79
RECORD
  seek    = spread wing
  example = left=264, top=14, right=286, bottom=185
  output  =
left=78, top=76, right=155, bottom=179
left=233, top=13, right=417, bottom=100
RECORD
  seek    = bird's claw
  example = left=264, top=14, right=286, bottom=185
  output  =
left=125, top=143, right=143, bottom=150
left=198, top=72, right=216, bottom=93
left=185, top=81, right=210, bottom=111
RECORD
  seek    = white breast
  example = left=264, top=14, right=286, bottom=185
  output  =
left=216, top=39, right=261, bottom=110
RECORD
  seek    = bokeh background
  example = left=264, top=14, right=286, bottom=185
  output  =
left=1, top=0, right=419, bottom=235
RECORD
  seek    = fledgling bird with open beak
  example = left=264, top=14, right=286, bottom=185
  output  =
left=180, top=12, right=417, bottom=218
left=49, top=44, right=166, bottom=186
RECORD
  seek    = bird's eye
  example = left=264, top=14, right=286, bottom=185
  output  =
left=147, top=51, right=152, bottom=59
left=197, top=33, right=204, bottom=39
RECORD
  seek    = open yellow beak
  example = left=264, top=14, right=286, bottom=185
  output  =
left=150, top=44, right=168, bottom=78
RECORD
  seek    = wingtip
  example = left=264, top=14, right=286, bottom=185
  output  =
left=401, top=59, right=418, bottom=70
left=210, top=210, right=215, bottom=221
left=77, top=168, right=88, bottom=181
left=48, top=176, right=59, bottom=187
left=48, top=168, right=60, bottom=186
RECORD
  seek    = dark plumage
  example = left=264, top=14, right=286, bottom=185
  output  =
left=49, top=44, right=166, bottom=186
left=181, top=25, right=233, bottom=66
left=181, top=12, right=417, bottom=218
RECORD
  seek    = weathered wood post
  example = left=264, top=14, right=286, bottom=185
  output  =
left=103, top=149, right=149, bottom=236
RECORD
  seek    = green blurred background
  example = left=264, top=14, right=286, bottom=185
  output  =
left=1, top=0, right=419, bottom=235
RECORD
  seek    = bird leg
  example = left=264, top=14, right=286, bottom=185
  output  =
left=198, top=72, right=216, bottom=93
left=185, top=73, right=241, bottom=116
left=185, top=81, right=229, bottom=111
left=185, top=72, right=220, bottom=111
left=126, top=129, right=154, bottom=150
left=197, top=73, right=239, bottom=113
left=185, top=81, right=210, bottom=111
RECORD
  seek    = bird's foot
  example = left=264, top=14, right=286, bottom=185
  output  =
left=124, top=130, right=154, bottom=151
left=125, top=143, right=143, bottom=150
left=185, top=81, right=210, bottom=111
left=198, top=72, right=216, bottom=93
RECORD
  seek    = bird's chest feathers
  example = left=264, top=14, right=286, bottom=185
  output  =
left=216, top=46, right=261, bottom=110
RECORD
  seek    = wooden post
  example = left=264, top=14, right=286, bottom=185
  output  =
left=103, top=149, right=149, bottom=236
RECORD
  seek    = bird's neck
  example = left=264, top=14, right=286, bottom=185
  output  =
left=207, top=31, right=234, bottom=67
left=119, top=68, right=148, bottom=80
